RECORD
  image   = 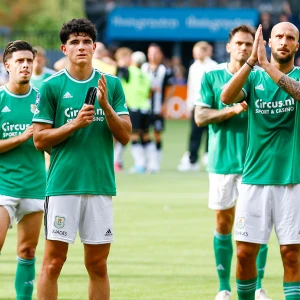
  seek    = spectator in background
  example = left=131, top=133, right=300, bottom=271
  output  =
left=113, top=47, right=133, bottom=171
left=30, top=46, right=55, bottom=90
left=53, top=56, right=68, bottom=71
left=177, top=41, right=217, bottom=172
left=141, top=43, right=175, bottom=172
left=92, top=42, right=116, bottom=75
left=120, top=51, right=152, bottom=173
left=260, top=12, right=273, bottom=58
left=171, top=56, right=187, bottom=85
left=0, top=53, right=8, bottom=86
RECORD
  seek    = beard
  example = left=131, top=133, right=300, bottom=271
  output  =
left=19, top=79, right=30, bottom=85
left=272, top=49, right=294, bottom=64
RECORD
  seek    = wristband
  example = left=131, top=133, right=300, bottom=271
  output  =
left=246, top=61, right=254, bottom=69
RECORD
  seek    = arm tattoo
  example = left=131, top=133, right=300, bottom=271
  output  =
left=277, top=75, right=300, bottom=101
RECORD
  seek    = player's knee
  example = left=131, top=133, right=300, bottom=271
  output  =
left=236, top=243, right=257, bottom=265
left=17, top=244, right=37, bottom=260
left=281, top=246, right=300, bottom=269
left=43, top=256, right=67, bottom=278
left=85, top=257, right=108, bottom=277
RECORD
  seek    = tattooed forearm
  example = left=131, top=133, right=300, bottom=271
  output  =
left=277, top=75, right=300, bottom=101
left=195, top=107, right=237, bottom=127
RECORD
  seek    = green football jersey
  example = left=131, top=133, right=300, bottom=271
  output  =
left=30, top=67, right=55, bottom=90
left=32, top=68, right=129, bottom=196
left=0, top=85, right=46, bottom=199
left=241, top=66, right=300, bottom=185
left=121, top=66, right=151, bottom=110
left=196, top=63, right=248, bottom=174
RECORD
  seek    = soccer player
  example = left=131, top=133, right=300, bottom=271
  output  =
left=221, top=22, right=300, bottom=300
left=0, top=40, right=46, bottom=299
left=30, top=46, right=55, bottom=90
left=195, top=25, right=270, bottom=300
left=141, top=43, right=175, bottom=172
left=32, top=18, right=131, bottom=300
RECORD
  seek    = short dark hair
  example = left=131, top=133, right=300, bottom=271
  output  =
left=229, top=25, right=255, bottom=41
left=3, top=40, right=36, bottom=63
left=148, top=43, right=163, bottom=53
left=59, top=18, right=97, bottom=44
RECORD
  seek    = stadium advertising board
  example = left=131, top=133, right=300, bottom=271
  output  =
left=107, top=8, right=259, bottom=41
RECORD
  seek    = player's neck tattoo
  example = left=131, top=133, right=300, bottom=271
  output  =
left=277, top=75, right=300, bottom=101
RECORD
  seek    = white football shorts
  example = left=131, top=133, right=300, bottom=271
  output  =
left=44, top=195, right=114, bottom=244
left=208, top=173, right=242, bottom=210
left=234, top=184, right=300, bottom=245
left=0, top=195, right=44, bottom=228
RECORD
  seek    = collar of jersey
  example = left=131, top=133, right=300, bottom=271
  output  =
left=4, top=85, right=32, bottom=98
left=63, top=68, right=96, bottom=83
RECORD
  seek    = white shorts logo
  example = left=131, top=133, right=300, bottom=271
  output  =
left=54, top=216, right=66, bottom=229
left=236, top=217, right=245, bottom=229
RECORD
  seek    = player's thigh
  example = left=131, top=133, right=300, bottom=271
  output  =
left=234, top=184, right=272, bottom=244
left=17, top=210, right=43, bottom=253
left=0, top=195, right=19, bottom=228
left=79, top=195, right=114, bottom=245
left=275, top=184, right=300, bottom=245
left=45, top=195, right=81, bottom=244
left=0, top=206, right=10, bottom=249
left=129, top=109, right=141, bottom=132
left=208, top=173, right=240, bottom=210
left=140, top=111, right=151, bottom=133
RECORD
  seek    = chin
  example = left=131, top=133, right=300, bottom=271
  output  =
left=19, top=80, right=30, bottom=85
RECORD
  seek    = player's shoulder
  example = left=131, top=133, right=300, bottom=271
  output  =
left=290, top=66, right=300, bottom=78
left=43, top=69, right=66, bottom=85
left=95, top=68, right=118, bottom=80
left=31, top=85, right=39, bottom=95
left=205, top=62, right=227, bottom=75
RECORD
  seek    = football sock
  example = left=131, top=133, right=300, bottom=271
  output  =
left=284, top=282, right=300, bottom=299
left=237, top=277, right=257, bottom=300
left=15, top=256, right=36, bottom=300
left=256, top=244, right=268, bottom=290
left=214, top=231, right=233, bottom=292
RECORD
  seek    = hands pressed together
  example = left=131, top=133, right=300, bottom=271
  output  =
left=248, top=24, right=269, bottom=68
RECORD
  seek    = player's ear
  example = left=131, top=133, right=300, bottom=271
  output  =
left=4, top=61, right=10, bottom=73
left=226, top=42, right=231, bottom=54
left=61, top=44, right=67, bottom=55
left=295, top=42, right=299, bottom=52
left=268, top=38, right=271, bottom=49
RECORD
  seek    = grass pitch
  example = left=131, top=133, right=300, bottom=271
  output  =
left=0, top=120, right=284, bottom=299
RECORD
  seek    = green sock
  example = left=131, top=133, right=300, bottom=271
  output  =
left=284, top=282, right=300, bottom=299
left=256, top=244, right=268, bottom=290
left=214, top=231, right=233, bottom=292
left=15, top=256, right=36, bottom=300
left=236, top=277, right=257, bottom=300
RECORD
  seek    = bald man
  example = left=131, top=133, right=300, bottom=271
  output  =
left=221, top=22, right=300, bottom=300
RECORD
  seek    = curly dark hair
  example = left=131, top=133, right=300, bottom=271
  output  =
left=3, top=40, right=36, bottom=63
left=59, top=18, right=97, bottom=44
left=229, top=25, right=255, bottom=41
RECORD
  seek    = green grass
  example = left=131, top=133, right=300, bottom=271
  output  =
left=0, top=120, right=284, bottom=299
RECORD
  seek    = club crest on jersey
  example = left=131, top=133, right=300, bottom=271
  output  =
left=236, top=217, right=245, bottom=229
left=54, top=216, right=66, bottom=229
left=30, top=104, right=36, bottom=114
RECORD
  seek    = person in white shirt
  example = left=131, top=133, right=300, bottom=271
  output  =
left=177, top=41, right=218, bottom=171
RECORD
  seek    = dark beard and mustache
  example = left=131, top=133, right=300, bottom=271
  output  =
left=272, top=49, right=295, bottom=64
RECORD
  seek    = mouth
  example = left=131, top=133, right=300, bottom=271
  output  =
left=278, top=49, right=289, bottom=53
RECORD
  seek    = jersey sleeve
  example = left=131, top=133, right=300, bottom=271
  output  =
left=196, top=71, right=213, bottom=108
left=32, top=81, right=56, bottom=124
left=112, top=77, right=129, bottom=115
